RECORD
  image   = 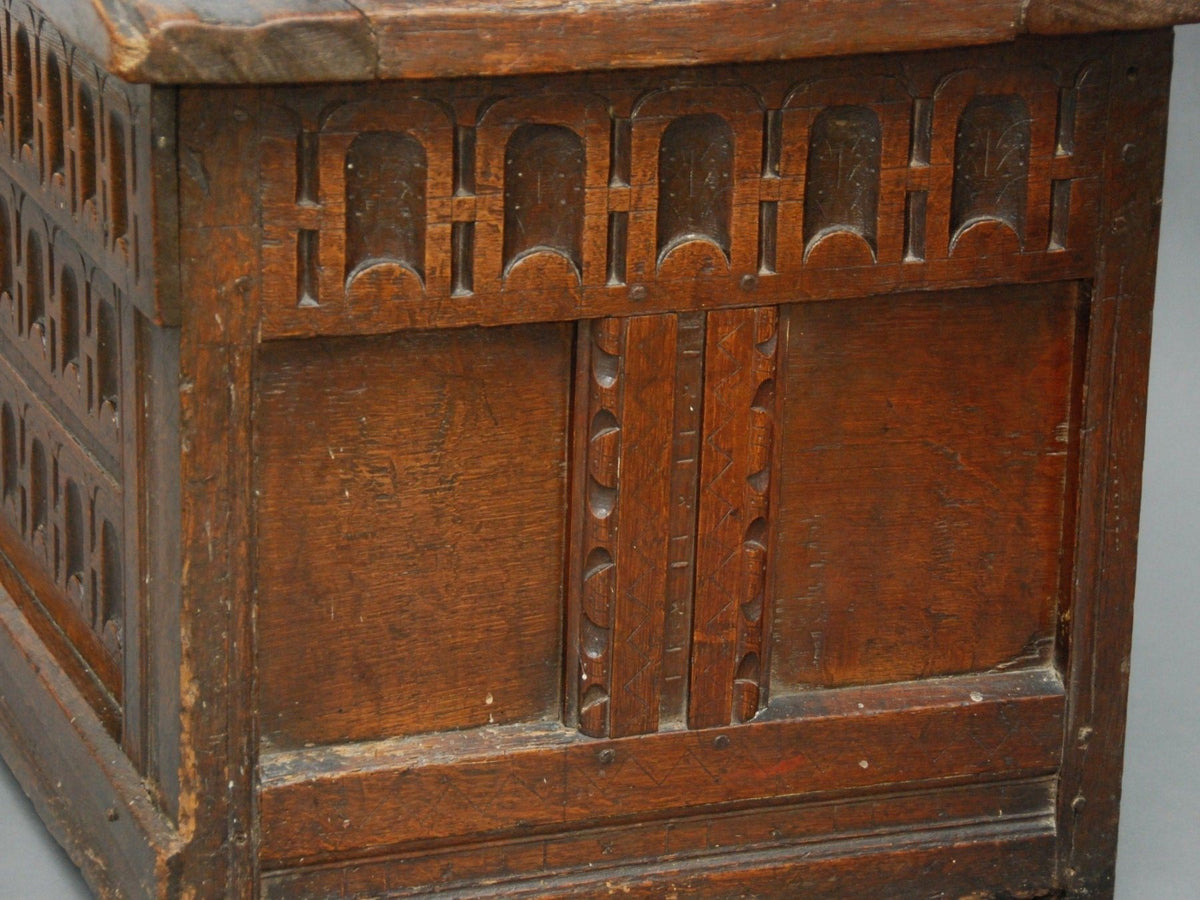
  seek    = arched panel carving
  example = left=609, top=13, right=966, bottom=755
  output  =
left=656, top=114, right=734, bottom=267
left=503, top=124, right=585, bottom=280
left=803, top=106, right=882, bottom=261
left=951, top=95, right=1031, bottom=249
left=344, top=131, right=428, bottom=286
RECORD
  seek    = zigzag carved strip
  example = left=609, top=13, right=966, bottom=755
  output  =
left=689, top=307, right=778, bottom=730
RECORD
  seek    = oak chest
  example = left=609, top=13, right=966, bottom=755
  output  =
left=0, top=1, right=1196, bottom=896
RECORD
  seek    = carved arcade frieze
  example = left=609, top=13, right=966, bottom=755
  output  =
left=257, top=47, right=1108, bottom=338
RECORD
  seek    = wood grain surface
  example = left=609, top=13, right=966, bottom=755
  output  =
left=0, top=10, right=1180, bottom=897
left=772, top=284, right=1083, bottom=690
left=256, top=325, right=572, bottom=747
left=25, top=0, right=1200, bottom=83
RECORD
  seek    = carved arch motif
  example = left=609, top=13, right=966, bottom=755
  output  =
left=803, top=105, right=882, bottom=261
left=344, top=131, right=428, bottom=287
left=503, top=124, right=586, bottom=281
left=951, top=94, right=1031, bottom=249
left=656, top=114, right=735, bottom=267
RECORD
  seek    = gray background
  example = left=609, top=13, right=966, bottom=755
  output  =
left=1, top=27, right=1198, bottom=900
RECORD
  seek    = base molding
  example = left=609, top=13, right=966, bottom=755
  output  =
left=262, top=814, right=1058, bottom=898
left=0, top=586, right=179, bottom=898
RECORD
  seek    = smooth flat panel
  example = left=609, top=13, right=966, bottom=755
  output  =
left=256, top=324, right=571, bottom=747
left=773, top=284, right=1082, bottom=689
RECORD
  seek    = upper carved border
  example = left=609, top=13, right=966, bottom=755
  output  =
left=258, top=42, right=1110, bottom=339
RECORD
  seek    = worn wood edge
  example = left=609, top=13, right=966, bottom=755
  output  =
left=263, top=814, right=1057, bottom=898
left=0, top=583, right=182, bottom=897
left=23, top=0, right=1200, bottom=85
left=499, top=824, right=1059, bottom=899
left=1055, top=30, right=1172, bottom=896
left=257, top=778, right=1057, bottom=893
left=171, top=85, right=262, bottom=896
left=29, top=0, right=375, bottom=84
left=1025, top=0, right=1200, bottom=33
left=257, top=669, right=1065, bottom=864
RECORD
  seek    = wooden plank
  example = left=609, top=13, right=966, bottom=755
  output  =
left=255, top=325, right=572, bottom=747
left=0, top=585, right=180, bottom=896
left=1026, top=0, right=1200, bottom=32
left=173, top=86, right=262, bottom=898
left=250, top=41, right=1106, bottom=340
left=689, top=307, right=778, bottom=728
left=570, top=316, right=681, bottom=739
left=492, top=825, right=1057, bottom=899
left=257, top=669, right=1064, bottom=863
left=33, top=0, right=375, bottom=84
left=607, top=316, right=676, bottom=737
left=261, top=779, right=1054, bottom=895
left=772, top=283, right=1081, bottom=690
left=25, top=0, right=1200, bottom=85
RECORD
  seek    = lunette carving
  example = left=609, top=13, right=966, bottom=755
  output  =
left=951, top=94, right=1031, bottom=250
left=656, top=114, right=734, bottom=267
left=0, top=4, right=154, bottom=317
left=344, top=131, right=428, bottom=287
left=803, top=106, right=882, bottom=261
left=503, top=124, right=586, bottom=281
left=0, top=363, right=125, bottom=665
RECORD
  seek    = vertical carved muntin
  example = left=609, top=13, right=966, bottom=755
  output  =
left=572, top=315, right=678, bottom=738
left=577, top=318, right=622, bottom=737
left=689, top=307, right=778, bottom=730
left=803, top=106, right=883, bottom=260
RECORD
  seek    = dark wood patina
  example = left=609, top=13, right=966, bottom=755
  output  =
left=0, top=0, right=1196, bottom=896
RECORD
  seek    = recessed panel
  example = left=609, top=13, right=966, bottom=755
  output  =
left=256, top=324, right=571, bottom=747
left=772, top=284, right=1082, bottom=690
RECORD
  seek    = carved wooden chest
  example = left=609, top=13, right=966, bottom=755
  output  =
left=1, top=1, right=1197, bottom=896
